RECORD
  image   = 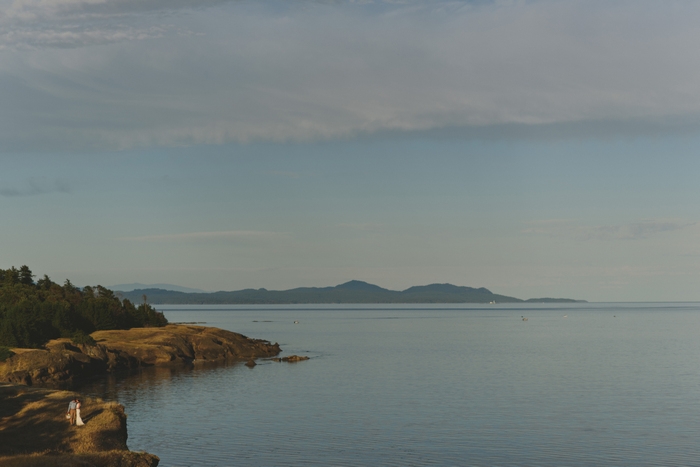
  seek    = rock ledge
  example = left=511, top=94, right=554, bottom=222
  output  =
left=0, top=325, right=281, bottom=386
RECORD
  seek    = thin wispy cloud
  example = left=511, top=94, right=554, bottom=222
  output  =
left=2, top=0, right=432, bottom=26
left=117, top=230, right=282, bottom=242
left=0, top=178, right=72, bottom=197
left=0, top=26, right=171, bottom=50
left=337, top=222, right=385, bottom=231
left=523, top=219, right=696, bottom=241
left=3, top=0, right=700, bottom=150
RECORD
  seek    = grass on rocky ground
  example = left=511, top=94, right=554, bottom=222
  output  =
left=0, top=384, right=134, bottom=461
left=0, top=450, right=156, bottom=467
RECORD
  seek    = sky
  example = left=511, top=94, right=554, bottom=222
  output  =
left=2, top=0, right=700, bottom=301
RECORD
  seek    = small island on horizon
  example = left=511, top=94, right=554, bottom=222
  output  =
left=118, top=280, right=586, bottom=305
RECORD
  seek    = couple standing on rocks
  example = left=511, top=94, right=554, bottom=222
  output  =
left=67, top=398, right=85, bottom=426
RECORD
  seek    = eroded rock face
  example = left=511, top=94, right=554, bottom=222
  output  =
left=0, top=325, right=281, bottom=386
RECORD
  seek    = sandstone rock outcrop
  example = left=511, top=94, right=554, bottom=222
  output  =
left=0, top=325, right=281, bottom=386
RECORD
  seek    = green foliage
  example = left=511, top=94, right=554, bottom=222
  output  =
left=0, top=346, right=13, bottom=362
left=18, top=265, right=34, bottom=286
left=0, top=265, right=168, bottom=349
left=71, top=330, right=97, bottom=346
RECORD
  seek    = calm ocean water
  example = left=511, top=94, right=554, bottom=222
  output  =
left=80, top=303, right=700, bottom=467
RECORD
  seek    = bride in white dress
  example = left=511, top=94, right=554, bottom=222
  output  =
left=76, top=400, right=85, bottom=426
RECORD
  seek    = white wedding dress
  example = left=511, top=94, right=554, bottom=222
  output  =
left=76, top=406, right=85, bottom=426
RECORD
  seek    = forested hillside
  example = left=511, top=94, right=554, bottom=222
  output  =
left=0, top=266, right=167, bottom=349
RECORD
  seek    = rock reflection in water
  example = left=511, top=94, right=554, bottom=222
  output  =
left=76, top=359, right=251, bottom=403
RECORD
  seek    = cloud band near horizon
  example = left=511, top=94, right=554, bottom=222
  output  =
left=117, top=230, right=282, bottom=242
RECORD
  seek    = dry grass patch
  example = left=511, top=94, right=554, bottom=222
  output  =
left=0, top=450, right=159, bottom=467
left=92, top=325, right=199, bottom=344
left=0, top=386, right=127, bottom=457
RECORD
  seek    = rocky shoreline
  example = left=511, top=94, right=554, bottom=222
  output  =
left=0, top=324, right=281, bottom=386
left=0, top=325, right=282, bottom=465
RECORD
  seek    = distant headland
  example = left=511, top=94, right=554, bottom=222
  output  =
left=119, top=280, right=586, bottom=305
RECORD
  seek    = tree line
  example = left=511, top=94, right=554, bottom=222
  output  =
left=0, top=266, right=167, bottom=348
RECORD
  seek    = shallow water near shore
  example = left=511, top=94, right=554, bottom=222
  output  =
left=79, top=303, right=700, bottom=467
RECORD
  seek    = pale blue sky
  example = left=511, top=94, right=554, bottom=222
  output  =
left=2, top=0, right=700, bottom=301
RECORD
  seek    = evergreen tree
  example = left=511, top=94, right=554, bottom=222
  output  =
left=18, top=265, right=34, bottom=286
left=4, top=267, right=19, bottom=286
left=37, top=274, right=52, bottom=290
left=0, top=266, right=168, bottom=348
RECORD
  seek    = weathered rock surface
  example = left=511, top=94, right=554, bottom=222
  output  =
left=0, top=325, right=281, bottom=386
left=0, top=384, right=159, bottom=466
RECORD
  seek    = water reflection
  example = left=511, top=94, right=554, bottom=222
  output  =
left=77, top=359, right=252, bottom=403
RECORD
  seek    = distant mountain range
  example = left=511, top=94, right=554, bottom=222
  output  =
left=109, top=283, right=208, bottom=294
left=117, top=280, right=585, bottom=305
